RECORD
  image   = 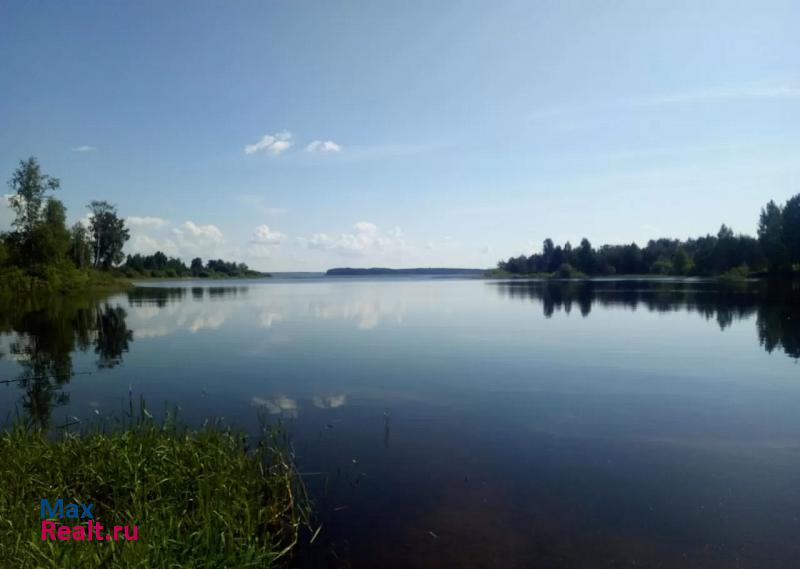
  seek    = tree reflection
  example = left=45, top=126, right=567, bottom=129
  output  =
left=126, top=286, right=245, bottom=307
left=494, top=279, right=800, bottom=359
left=94, top=304, right=133, bottom=368
left=0, top=294, right=133, bottom=426
left=127, top=287, right=187, bottom=307
left=756, top=281, right=800, bottom=358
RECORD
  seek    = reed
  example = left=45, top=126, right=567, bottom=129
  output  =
left=0, top=407, right=307, bottom=568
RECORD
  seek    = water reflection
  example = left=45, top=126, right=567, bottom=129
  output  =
left=0, top=295, right=133, bottom=426
left=307, top=298, right=406, bottom=330
left=125, top=287, right=243, bottom=337
left=313, top=394, right=347, bottom=409
left=494, top=279, right=800, bottom=358
left=251, top=396, right=299, bottom=418
left=249, top=394, right=348, bottom=418
left=2, top=279, right=800, bottom=567
left=127, top=285, right=407, bottom=333
left=127, top=285, right=245, bottom=307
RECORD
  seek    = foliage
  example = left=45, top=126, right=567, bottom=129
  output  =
left=7, top=156, right=60, bottom=237
left=782, top=194, right=800, bottom=267
left=4, top=157, right=71, bottom=267
left=87, top=200, right=130, bottom=269
left=0, top=414, right=306, bottom=569
left=755, top=196, right=800, bottom=273
left=1, top=159, right=130, bottom=291
left=554, top=263, right=581, bottom=278
left=717, top=264, right=751, bottom=282
left=70, top=223, right=93, bottom=269
left=121, top=253, right=263, bottom=279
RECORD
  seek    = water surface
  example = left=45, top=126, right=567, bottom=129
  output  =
left=1, top=278, right=799, bottom=568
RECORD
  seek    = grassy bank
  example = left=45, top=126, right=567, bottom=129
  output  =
left=0, top=416, right=306, bottom=568
left=0, top=266, right=132, bottom=295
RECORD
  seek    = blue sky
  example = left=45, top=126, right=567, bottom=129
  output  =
left=1, top=0, right=798, bottom=271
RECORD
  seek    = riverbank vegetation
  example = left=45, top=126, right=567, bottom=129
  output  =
left=0, top=158, right=132, bottom=292
left=119, top=252, right=265, bottom=279
left=497, top=193, right=800, bottom=278
left=0, top=411, right=306, bottom=568
left=1, top=158, right=262, bottom=291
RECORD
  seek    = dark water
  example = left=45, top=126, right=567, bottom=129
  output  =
left=1, top=278, right=799, bottom=568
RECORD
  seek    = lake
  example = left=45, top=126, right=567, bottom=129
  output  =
left=1, top=277, right=799, bottom=568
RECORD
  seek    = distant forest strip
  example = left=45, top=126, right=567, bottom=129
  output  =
left=121, top=253, right=264, bottom=279
left=0, top=157, right=262, bottom=291
left=498, top=192, right=800, bottom=278
left=326, top=267, right=484, bottom=276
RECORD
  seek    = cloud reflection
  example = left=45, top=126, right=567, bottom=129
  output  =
left=313, top=394, right=347, bottom=409
left=308, top=298, right=405, bottom=330
left=251, top=396, right=298, bottom=418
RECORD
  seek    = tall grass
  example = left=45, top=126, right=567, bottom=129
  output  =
left=0, top=265, right=131, bottom=295
left=0, top=408, right=307, bottom=568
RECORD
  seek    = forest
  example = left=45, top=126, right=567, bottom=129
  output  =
left=497, top=194, right=800, bottom=278
left=0, top=158, right=261, bottom=290
left=120, top=253, right=262, bottom=279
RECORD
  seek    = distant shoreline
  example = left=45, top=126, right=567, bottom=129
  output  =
left=325, top=267, right=485, bottom=276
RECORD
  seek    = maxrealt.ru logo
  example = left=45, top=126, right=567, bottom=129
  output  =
left=40, top=498, right=138, bottom=542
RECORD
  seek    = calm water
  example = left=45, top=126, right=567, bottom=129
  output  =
left=1, top=277, right=799, bottom=568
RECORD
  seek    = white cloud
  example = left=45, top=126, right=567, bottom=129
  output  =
left=306, top=140, right=342, bottom=154
left=353, top=221, right=378, bottom=237
left=71, top=145, right=96, bottom=152
left=129, top=233, right=179, bottom=257
left=174, top=221, right=224, bottom=242
left=301, top=221, right=408, bottom=256
left=127, top=216, right=168, bottom=229
left=125, top=218, right=228, bottom=260
left=387, top=226, right=404, bottom=238
left=75, top=212, right=92, bottom=228
left=250, top=225, right=285, bottom=245
left=244, top=132, right=293, bottom=155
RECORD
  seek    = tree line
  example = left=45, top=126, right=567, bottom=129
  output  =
left=0, top=158, right=260, bottom=288
left=498, top=193, right=800, bottom=277
left=121, top=253, right=260, bottom=278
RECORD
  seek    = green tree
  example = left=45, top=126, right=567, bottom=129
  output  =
left=6, top=158, right=67, bottom=267
left=30, top=198, right=71, bottom=265
left=576, top=238, right=596, bottom=274
left=190, top=257, right=204, bottom=276
left=7, top=157, right=60, bottom=238
left=87, top=201, right=130, bottom=269
left=671, top=247, right=692, bottom=275
left=757, top=200, right=788, bottom=273
left=69, top=223, right=93, bottom=269
left=782, top=194, right=800, bottom=268
left=650, top=258, right=673, bottom=275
